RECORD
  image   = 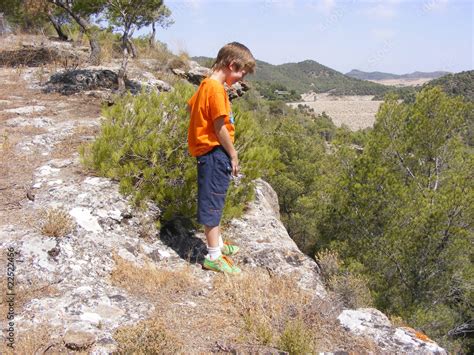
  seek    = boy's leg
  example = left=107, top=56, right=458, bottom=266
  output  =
left=198, top=147, right=240, bottom=271
left=205, top=225, right=219, bottom=247
left=205, top=225, right=221, bottom=260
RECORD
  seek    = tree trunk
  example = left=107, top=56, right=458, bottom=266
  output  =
left=148, top=21, right=156, bottom=48
left=88, top=31, right=101, bottom=65
left=118, top=33, right=130, bottom=92
left=47, top=10, right=68, bottom=41
left=126, top=37, right=137, bottom=58
left=50, top=1, right=101, bottom=65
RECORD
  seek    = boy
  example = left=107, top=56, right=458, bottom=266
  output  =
left=187, top=42, right=256, bottom=274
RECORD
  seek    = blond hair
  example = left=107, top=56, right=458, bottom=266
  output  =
left=211, top=42, right=256, bottom=74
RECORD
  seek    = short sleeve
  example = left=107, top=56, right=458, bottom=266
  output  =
left=208, top=91, right=228, bottom=121
left=187, top=94, right=195, bottom=107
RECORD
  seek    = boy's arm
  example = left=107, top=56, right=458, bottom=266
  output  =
left=213, top=116, right=239, bottom=176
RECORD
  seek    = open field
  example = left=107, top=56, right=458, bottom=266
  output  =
left=288, top=94, right=383, bottom=131
left=368, top=78, right=432, bottom=87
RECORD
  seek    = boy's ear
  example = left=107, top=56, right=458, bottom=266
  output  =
left=228, top=60, right=237, bottom=71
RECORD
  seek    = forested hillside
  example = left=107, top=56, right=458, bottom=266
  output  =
left=423, top=70, right=474, bottom=102
left=232, top=87, right=473, bottom=354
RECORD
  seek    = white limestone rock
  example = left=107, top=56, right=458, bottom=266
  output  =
left=338, top=308, right=446, bottom=354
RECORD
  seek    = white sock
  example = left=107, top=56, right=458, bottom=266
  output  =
left=207, top=246, right=221, bottom=261
left=218, top=235, right=224, bottom=248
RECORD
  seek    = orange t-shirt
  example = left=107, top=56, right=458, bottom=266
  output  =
left=187, top=78, right=235, bottom=157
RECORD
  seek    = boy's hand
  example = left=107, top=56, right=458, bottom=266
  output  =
left=214, top=116, right=239, bottom=176
left=231, top=155, right=239, bottom=176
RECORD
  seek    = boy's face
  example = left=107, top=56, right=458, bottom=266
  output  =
left=225, top=61, right=248, bottom=86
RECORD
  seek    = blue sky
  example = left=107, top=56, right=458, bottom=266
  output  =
left=139, top=0, right=473, bottom=74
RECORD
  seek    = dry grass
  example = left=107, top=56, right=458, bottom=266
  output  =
left=212, top=270, right=377, bottom=353
left=278, top=319, right=314, bottom=354
left=316, top=249, right=373, bottom=309
left=109, top=252, right=198, bottom=299
left=0, top=325, right=78, bottom=355
left=316, top=249, right=341, bottom=282
left=214, top=272, right=313, bottom=349
left=328, top=272, right=373, bottom=309
left=114, top=318, right=184, bottom=354
left=37, top=207, right=75, bottom=237
left=52, top=124, right=99, bottom=159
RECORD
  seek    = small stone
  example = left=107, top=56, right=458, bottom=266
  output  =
left=80, top=312, right=102, bottom=325
left=69, top=207, right=102, bottom=233
left=63, top=330, right=95, bottom=350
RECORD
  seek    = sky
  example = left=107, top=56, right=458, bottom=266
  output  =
left=138, top=0, right=473, bottom=75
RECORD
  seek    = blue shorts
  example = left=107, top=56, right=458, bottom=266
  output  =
left=196, top=146, right=232, bottom=227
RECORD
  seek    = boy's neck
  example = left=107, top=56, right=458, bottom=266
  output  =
left=209, top=69, right=226, bottom=85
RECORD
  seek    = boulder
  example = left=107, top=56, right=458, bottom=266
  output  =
left=338, top=308, right=447, bottom=354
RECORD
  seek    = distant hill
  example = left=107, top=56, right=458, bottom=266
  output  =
left=346, top=69, right=449, bottom=81
left=192, top=57, right=392, bottom=98
left=423, top=70, right=474, bottom=102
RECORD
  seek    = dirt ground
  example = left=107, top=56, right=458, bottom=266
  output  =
left=0, top=67, right=101, bottom=227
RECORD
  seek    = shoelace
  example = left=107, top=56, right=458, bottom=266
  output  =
left=222, top=255, right=234, bottom=266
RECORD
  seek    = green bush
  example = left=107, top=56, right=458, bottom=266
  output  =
left=80, top=83, right=276, bottom=225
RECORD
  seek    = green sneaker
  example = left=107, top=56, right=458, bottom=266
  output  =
left=203, top=255, right=241, bottom=274
left=221, top=241, right=240, bottom=256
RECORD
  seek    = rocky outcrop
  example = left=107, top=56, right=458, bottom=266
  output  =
left=338, top=309, right=446, bottom=354
left=171, top=60, right=210, bottom=85
left=0, top=38, right=86, bottom=67
left=171, top=60, right=250, bottom=100
left=43, top=69, right=172, bottom=96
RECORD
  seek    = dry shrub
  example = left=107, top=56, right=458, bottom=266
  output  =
left=137, top=41, right=174, bottom=67
left=37, top=207, right=75, bottom=237
left=110, top=252, right=197, bottom=299
left=114, top=318, right=183, bottom=354
left=328, top=272, right=373, bottom=309
left=213, top=271, right=315, bottom=351
left=277, top=319, right=314, bottom=355
left=166, top=56, right=189, bottom=71
left=316, top=249, right=373, bottom=309
left=213, top=270, right=378, bottom=353
left=390, top=314, right=408, bottom=327
left=315, top=249, right=341, bottom=282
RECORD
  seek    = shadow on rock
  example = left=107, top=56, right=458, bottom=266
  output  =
left=159, top=217, right=207, bottom=264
